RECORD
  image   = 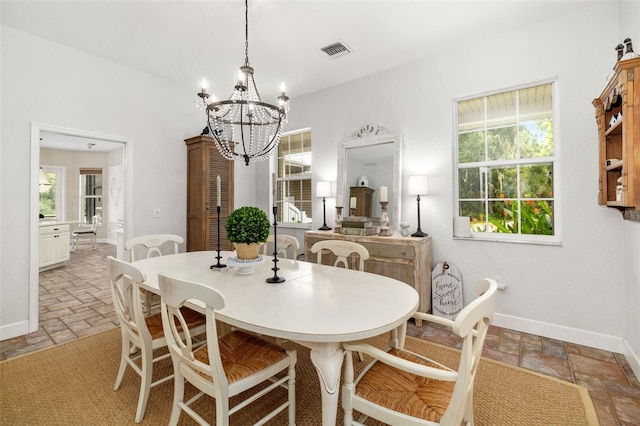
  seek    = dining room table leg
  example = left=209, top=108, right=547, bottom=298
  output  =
left=299, top=341, right=345, bottom=426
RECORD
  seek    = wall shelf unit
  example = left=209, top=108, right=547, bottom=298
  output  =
left=593, top=56, right=640, bottom=220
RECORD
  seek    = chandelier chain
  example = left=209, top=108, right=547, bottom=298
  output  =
left=244, top=0, right=249, bottom=67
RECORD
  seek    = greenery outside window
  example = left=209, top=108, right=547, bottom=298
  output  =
left=275, top=129, right=312, bottom=225
left=39, top=165, right=65, bottom=220
left=80, top=168, right=103, bottom=224
left=455, top=81, right=559, bottom=243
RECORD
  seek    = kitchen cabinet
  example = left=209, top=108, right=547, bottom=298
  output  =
left=39, top=224, right=70, bottom=270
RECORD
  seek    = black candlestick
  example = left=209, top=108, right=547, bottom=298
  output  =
left=319, top=196, right=331, bottom=230
left=211, top=205, right=226, bottom=269
left=411, top=194, right=428, bottom=237
left=266, top=205, right=285, bottom=283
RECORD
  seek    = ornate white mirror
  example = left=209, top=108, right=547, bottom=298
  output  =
left=337, top=124, right=402, bottom=231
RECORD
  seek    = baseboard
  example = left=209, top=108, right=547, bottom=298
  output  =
left=623, top=339, right=640, bottom=383
left=493, top=313, right=624, bottom=353
left=0, top=320, right=31, bottom=341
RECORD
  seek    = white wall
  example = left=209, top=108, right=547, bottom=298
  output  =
left=263, top=2, right=637, bottom=358
left=0, top=26, right=202, bottom=337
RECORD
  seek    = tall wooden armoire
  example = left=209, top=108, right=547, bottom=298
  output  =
left=185, top=135, right=234, bottom=251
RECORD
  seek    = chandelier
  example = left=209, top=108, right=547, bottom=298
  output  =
left=197, top=0, right=289, bottom=166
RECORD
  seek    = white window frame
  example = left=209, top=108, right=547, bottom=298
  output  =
left=79, top=169, right=103, bottom=224
left=453, top=80, right=561, bottom=245
left=272, top=128, right=313, bottom=229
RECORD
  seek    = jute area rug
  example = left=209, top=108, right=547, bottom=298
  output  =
left=0, top=327, right=599, bottom=425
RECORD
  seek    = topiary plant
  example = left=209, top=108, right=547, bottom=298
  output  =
left=225, top=206, right=270, bottom=244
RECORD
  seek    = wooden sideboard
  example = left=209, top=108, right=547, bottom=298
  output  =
left=304, top=231, right=432, bottom=322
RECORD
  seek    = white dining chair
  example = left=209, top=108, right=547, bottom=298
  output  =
left=261, top=234, right=300, bottom=259
left=158, top=273, right=297, bottom=426
left=342, top=278, right=498, bottom=426
left=71, top=215, right=98, bottom=250
left=125, top=234, right=184, bottom=313
left=310, top=239, right=369, bottom=361
left=107, top=256, right=206, bottom=423
left=310, top=239, right=369, bottom=271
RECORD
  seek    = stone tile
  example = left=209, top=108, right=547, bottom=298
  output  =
left=502, top=329, right=522, bottom=341
left=67, top=320, right=92, bottom=333
left=75, top=323, right=115, bottom=337
left=615, top=353, right=640, bottom=389
left=39, top=307, right=74, bottom=321
left=542, top=337, right=568, bottom=359
left=591, top=397, right=620, bottom=426
left=50, top=329, right=78, bottom=344
left=574, top=371, right=608, bottom=401
left=4, top=339, right=54, bottom=359
left=521, top=349, right=573, bottom=382
left=566, top=342, right=618, bottom=363
left=569, top=353, right=630, bottom=385
left=609, top=393, right=640, bottom=425
left=481, top=346, right=519, bottom=367
left=498, top=337, right=520, bottom=356
left=46, top=299, right=84, bottom=311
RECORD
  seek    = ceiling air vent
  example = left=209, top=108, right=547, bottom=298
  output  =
left=320, top=41, right=352, bottom=58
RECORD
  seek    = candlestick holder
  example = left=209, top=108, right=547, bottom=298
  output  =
left=266, top=205, right=285, bottom=283
left=349, top=207, right=356, bottom=216
left=211, top=205, right=226, bottom=269
left=334, top=206, right=343, bottom=233
left=379, top=201, right=392, bottom=236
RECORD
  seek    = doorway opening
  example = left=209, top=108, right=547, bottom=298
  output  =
left=29, top=123, right=133, bottom=335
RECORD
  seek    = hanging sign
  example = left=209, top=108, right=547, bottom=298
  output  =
left=431, top=261, right=463, bottom=320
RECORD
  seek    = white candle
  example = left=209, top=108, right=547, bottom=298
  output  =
left=272, top=173, right=277, bottom=206
left=216, top=175, right=221, bottom=207
left=380, top=186, right=388, bottom=202
left=350, top=197, right=357, bottom=209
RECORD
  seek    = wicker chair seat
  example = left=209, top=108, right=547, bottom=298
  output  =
left=144, top=307, right=206, bottom=340
left=193, top=330, right=289, bottom=383
left=355, top=348, right=455, bottom=423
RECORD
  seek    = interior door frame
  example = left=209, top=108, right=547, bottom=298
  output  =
left=29, top=122, right=133, bottom=333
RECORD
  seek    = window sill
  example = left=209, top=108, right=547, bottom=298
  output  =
left=453, top=235, right=562, bottom=246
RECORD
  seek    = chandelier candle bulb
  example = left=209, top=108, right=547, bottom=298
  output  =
left=380, top=186, right=388, bottom=202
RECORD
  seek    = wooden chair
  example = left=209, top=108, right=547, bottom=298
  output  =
left=125, top=234, right=183, bottom=313
left=158, top=273, right=297, bottom=426
left=107, top=256, right=206, bottom=423
left=261, top=234, right=300, bottom=259
left=310, top=240, right=369, bottom=271
left=341, top=278, right=498, bottom=426
left=71, top=215, right=98, bottom=250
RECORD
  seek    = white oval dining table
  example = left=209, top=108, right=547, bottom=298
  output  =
left=133, top=250, right=419, bottom=426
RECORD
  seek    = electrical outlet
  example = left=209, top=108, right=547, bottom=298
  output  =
left=153, top=208, right=161, bottom=218
left=494, top=276, right=507, bottom=290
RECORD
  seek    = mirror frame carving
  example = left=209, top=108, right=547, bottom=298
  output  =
left=337, top=124, right=403, bottom=231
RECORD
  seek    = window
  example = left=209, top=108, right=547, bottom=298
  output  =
left=455, top=81, right=558, bottom=243
left=80, top=168, right=103, bottom=224
left=275, top=129, right=312, bottom=225
left=39, top=165, right=65, bottom=220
